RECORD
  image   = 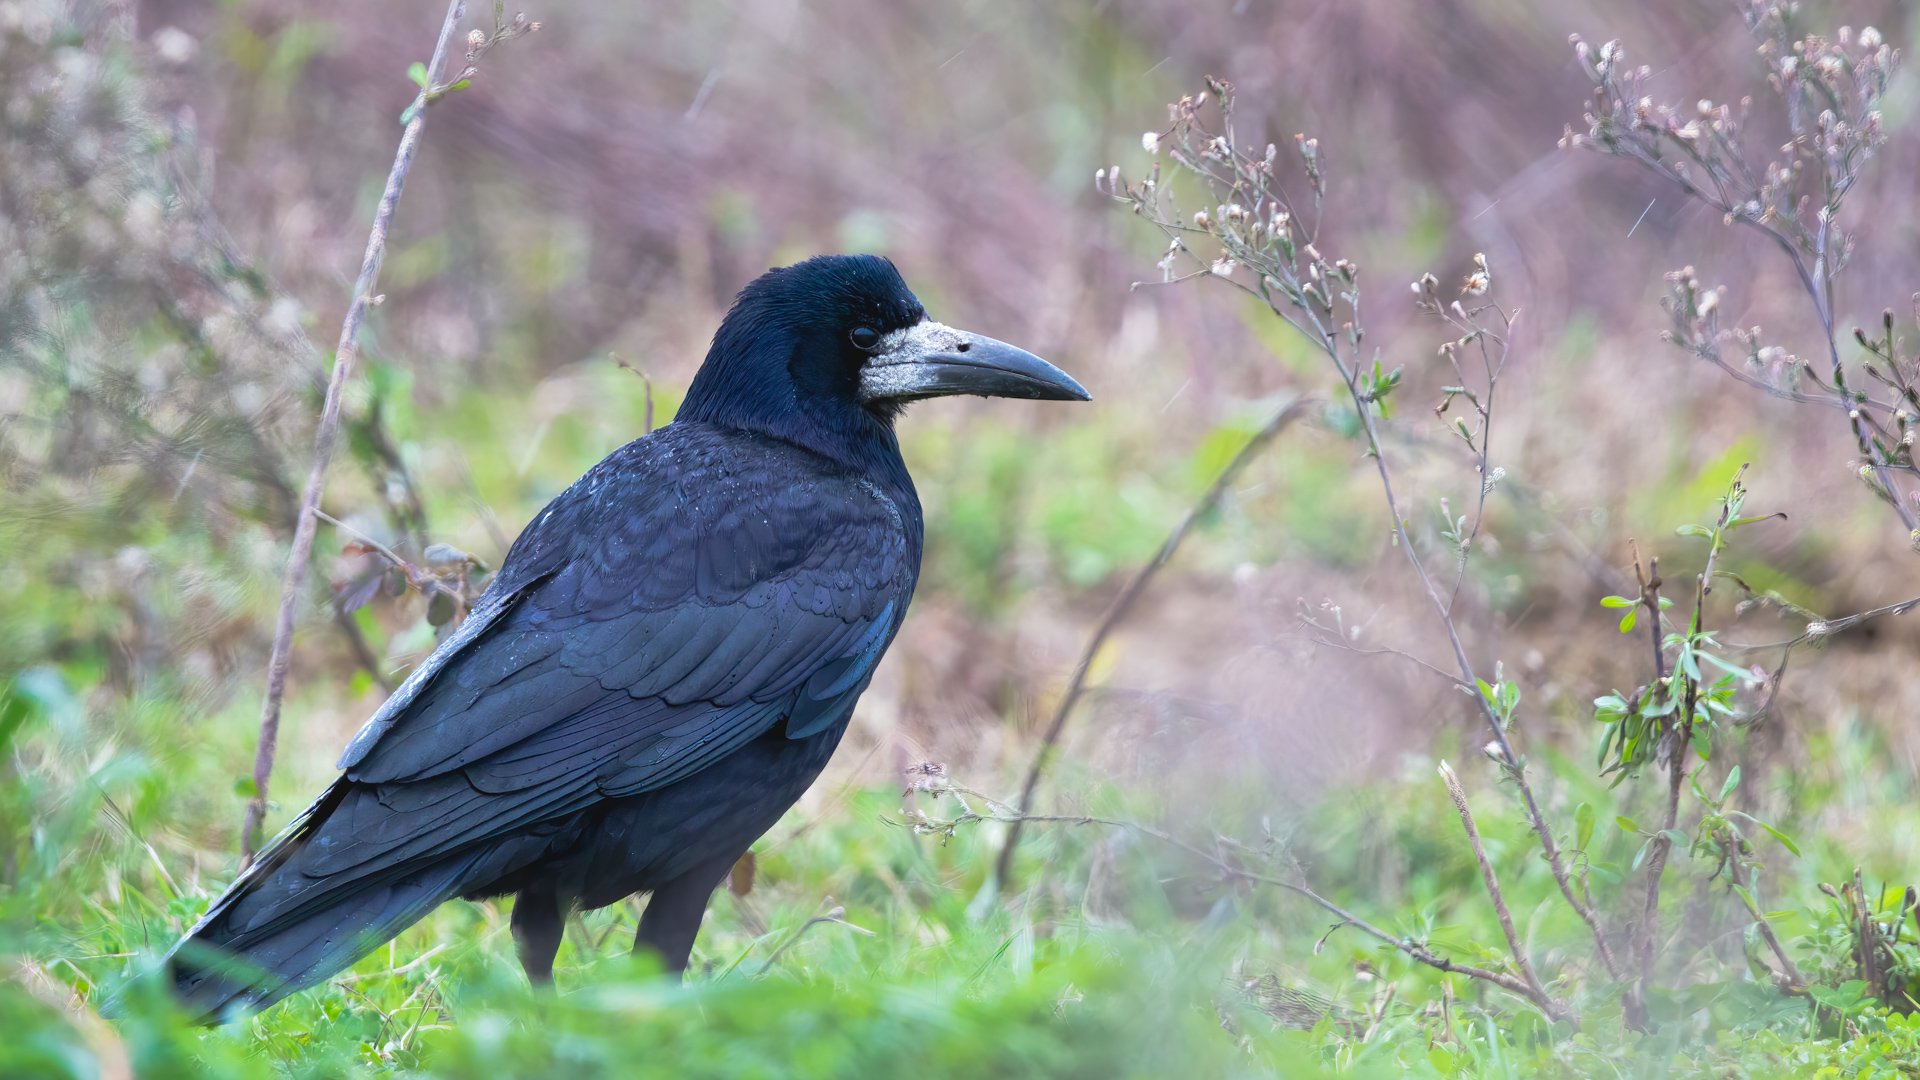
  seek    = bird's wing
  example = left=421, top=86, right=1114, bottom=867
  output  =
left=281, top=428, right=908, bottom=883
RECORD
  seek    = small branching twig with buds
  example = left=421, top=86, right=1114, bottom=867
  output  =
left=1566, top=10, right=1917, bottom=537
left=243, top=0, right=538, bottom=863
left=1418, top=262, right=1511, bottom=610
left=1103, top=79, right=1623, bottom=982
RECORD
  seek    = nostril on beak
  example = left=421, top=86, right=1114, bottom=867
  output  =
left=955, top=342, right=970, bottom=353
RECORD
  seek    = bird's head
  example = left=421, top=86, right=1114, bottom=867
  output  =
left=679, top=255, right=1087, bottom=471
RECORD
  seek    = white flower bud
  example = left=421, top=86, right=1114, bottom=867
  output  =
left=1142, top=131, right=1160, bottom=154
left=1860, top=27, right=1882, bottom=49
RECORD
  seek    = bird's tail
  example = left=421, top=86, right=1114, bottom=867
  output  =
left=169, top=866, right=472, bottom=1020
left=158, top=780, right=473, bottom=1021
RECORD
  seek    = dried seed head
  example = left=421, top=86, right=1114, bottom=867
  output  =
left=1141, top=131, right=1160, bottom=154
left=1860, top=26, right=1882, bottom=49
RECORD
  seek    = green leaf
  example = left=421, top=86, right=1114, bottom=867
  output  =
left=1617, top=608, right=1637, bottom=633
left=1588, top=861, right=1623, bottom=885
left=1616, top=815, right=1642, bottom=835
left=1600, top=595, right=1635, bottom=608
left=1575, top=803, right=1595, bottom=852
left=1676, top=523, right=1714, bottom=538
left=1632, top=838, right=1653, bottom=871
left=1662, top=828, right=1688, bottom=847
left=1719, top=765, right=1741, bottom=804
left=1755, top=820, right=1803, bottom=857
left=0, top=690, right=33, bottom=755
left=234, top=776, right=258, bottom=798
left=1658, top=597, right=1674, bottom=610
left=408, top=61, right=429, bottom=87
left=1699, top=651, right=1755, bottom=680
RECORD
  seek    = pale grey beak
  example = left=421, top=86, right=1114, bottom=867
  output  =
left=858, top=321, right=1090, bottom=404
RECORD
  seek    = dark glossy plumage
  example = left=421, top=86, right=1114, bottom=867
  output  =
left=164, top=255, right=1086, bottom=1018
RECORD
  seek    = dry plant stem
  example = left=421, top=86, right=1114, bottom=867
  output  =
left=241, top=0, right=468, bottom=864
left=1634, top=491, right=1734, bottom=987
left=990, top=397, right=1318, bottom=893
left=1635, top=718, right=1691, bottom=983
left=1576, top=37, right=1915, bottom=532
left=1434, top=305, right=1509, bottom=612
left=1720, top=834, right=1804, bottom=983
left=1126, top=92, right=1618, bottom=977
left=966, top=810, right=1565, bottom=1018
left=1336, top=337, right=1625, bottom=982
left=1438, top=761, right=1550, bottom=1006
left=756, top=902, right=873, bottom=974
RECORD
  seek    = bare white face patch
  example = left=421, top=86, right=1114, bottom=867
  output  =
left=856, top=320, right=970, bottom=402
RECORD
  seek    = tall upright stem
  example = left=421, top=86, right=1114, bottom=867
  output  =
left=242, top=0, right=469, bottom=863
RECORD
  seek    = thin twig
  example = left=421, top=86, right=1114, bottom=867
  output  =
left=1633, top=476, right=1741, bottom=1006
left=242, top=0, right=469, bottom=863
left=1339, top=312, right=1624, bottom=981
left=755, top=900, right=874, bottom=975
left=989, top=396, right=1319, bottom=894
left=932, top=807, right=1568, bottom=1019
left=1302, top=635, right=1468, bottom=690
left=1438, top=761, right=1550, bottom=1006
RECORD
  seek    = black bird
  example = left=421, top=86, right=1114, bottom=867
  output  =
left=164, top=255, right=1087, bottom=1017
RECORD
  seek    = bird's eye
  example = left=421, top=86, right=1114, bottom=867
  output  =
left=849, top=326, right=881, bottom=351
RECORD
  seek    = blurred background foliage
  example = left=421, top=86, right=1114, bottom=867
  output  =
left=5, top=0, right=1920, bottom=1074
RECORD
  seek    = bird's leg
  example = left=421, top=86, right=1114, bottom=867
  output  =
left=634, top=850, right=739, bottom=976
left=511, top=885, right=565, bottom=986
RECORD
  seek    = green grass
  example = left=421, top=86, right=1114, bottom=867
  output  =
left=6, top=358, right=1920, bottom=1076
left=9, top=644, right=1920, bottom=1078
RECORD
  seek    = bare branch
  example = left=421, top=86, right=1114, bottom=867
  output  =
left=243, top=0, right=472, bottom=863
left=989, top=396, right=1319, bottom=895
left=1439, top=760, right=1551, bottom=1006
